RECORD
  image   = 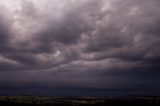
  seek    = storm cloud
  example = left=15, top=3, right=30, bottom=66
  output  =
left=0, top=0, right=160, bottom=96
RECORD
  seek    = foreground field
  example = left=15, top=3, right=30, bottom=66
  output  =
left=0, top=96, right=160, bottom=106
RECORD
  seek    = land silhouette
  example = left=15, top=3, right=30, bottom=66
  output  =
left=0, top=96, right=160, bottom=106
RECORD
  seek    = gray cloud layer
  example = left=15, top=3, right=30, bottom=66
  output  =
left=0, top=0, right=160, bottom=96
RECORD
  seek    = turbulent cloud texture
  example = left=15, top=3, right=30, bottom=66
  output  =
left=0, top=0, right=160, bottom=96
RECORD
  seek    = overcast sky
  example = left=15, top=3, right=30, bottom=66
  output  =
left=0, top=0, right=160, bottom=96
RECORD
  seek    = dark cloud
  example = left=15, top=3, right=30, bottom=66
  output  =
left=0, top=6, right=11, bottom=52
left=0, top=0, right=160, bottom=96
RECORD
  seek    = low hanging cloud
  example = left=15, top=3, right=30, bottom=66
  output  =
left=0, top=0, right=160, bottom=96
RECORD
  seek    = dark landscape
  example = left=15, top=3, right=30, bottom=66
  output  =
left=0, top=96, right=160, bottom=106
left=0, top=1, right=160, bottom=106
